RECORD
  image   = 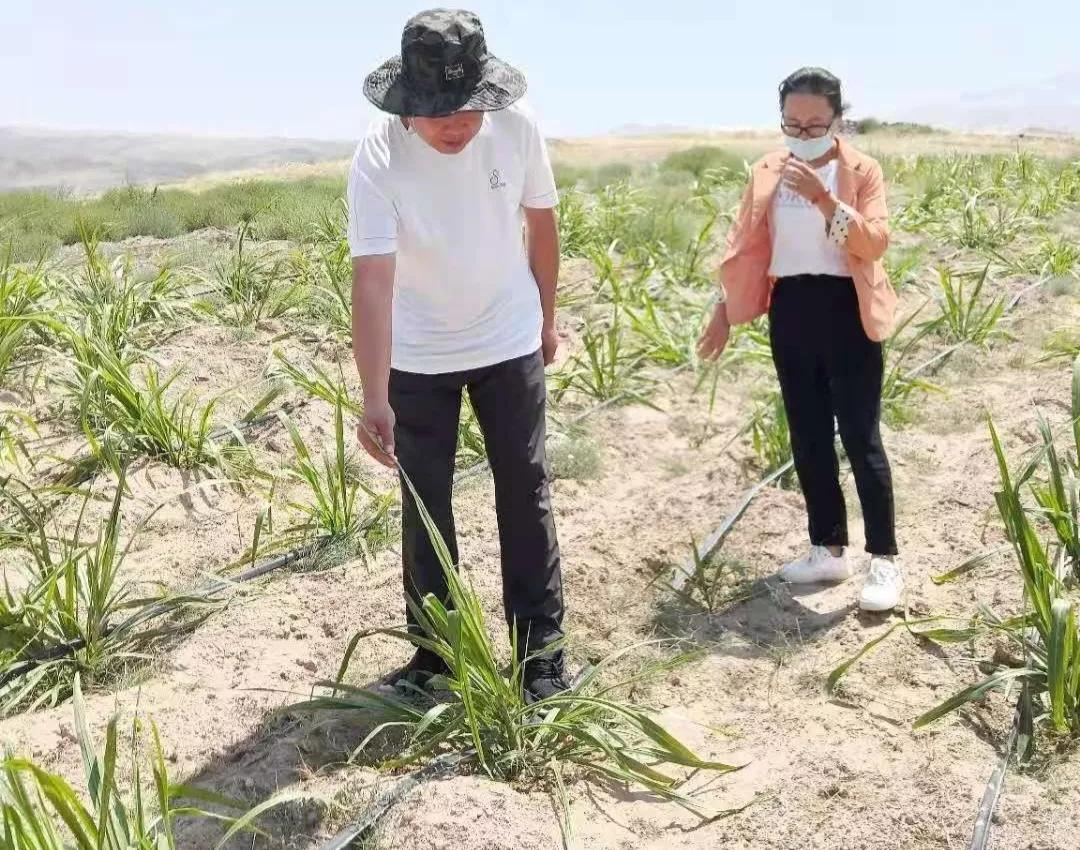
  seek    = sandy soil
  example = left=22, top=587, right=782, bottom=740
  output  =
left=2, top=229, right=1080, bottom=850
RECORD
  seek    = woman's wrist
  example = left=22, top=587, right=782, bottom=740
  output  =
left=815, top=192, right=839, bottom=219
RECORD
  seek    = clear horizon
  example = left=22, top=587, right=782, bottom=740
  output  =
left=5, top=1, right=1079, bottom=140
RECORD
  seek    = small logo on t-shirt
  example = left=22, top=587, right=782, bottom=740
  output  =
left=489, top=169, right=506, bottom=190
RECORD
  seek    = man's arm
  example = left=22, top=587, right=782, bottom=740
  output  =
left=524, top=206, right=560, bottom=365
left=352, top=253, right=397, bottom=467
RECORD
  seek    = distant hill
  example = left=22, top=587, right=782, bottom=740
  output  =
left=895, top=71, right=1080, bottom=134
left=0, top=127, right=355, bottom=194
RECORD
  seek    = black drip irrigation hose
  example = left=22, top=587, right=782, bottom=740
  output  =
left=656, top=279, right=1052, bottom=844
left=318, top=752, right=470, bottom=850
left=0, top=636, right=97, bottom=690
left=227, top=538, right=329, bottom=585
left=671, top=460, right=794, bottom=594
left=2, top=279, right=1055, bottom=827
left=920, top=278, right=1045, bottom=849
left=0, top=402, right=301, bottom=533
left=2, top=401, right=326, bottom=694
left=308, top=660, right=593, bottom=850
left=968, top=693, right=1031, bottom=850
left=208, top=399, right=301, bottom=443
left=0, top=536, right=331, bottom=692
left=31, top=400, right=300, bottom=493
left=672, top=274, right=1051, bottom=588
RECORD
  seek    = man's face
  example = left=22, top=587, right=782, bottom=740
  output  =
left=409, top=110, right=484, bottom=155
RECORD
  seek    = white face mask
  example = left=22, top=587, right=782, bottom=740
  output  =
left=784, top=132, right=836, bottom=162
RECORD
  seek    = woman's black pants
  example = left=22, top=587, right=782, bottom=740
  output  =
left=768, top=274, right=898, bottom=556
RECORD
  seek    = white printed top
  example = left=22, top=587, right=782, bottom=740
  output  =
left=347, top=101, right=558, bottom=374
left=768, top=159, right=854, bottom=279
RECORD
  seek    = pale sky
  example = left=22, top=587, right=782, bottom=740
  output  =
left=4, top=1, right=1078, bottom=139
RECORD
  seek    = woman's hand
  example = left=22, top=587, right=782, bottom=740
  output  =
left=784, top=160, right=839, bottom=220
left=782, top=160, right=829, bottom=203
left=697, top=304, right=732, bottom=361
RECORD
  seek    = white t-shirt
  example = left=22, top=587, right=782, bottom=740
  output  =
left=347, top=101, right=558, bottom=374
left=768, top=159, right=851, bottom=279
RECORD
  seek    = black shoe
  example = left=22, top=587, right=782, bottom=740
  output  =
left=376, top=648, right=450, bottom=695
left=522, top=652, right=571, bottom=704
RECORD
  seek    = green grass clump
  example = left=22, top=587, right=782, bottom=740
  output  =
left=659, top=146, right=745, bottom=181
left=880, top=306, right=941, bottom=427
left=553, top=163, right=588, bottom=190
left=292, top=469, right=740, bottom=819
left=831, top=357, right=1080, bottom=742
left=0, top=255, right=51, bottom=381
left=270, top=349, right=360, bottom=415
left=556, top=190, right=599, bottom=259
left=906, top=408, right=1080, bottom=735
left=548, top=430, right=602, bottom=481
left=746, top=390, right=794, bottom=488
left=59, top=226, right=191, bottom=356
left=553, top=310, right=652, bottom=405
left=661, top=534, right=752, bottom=616
left=287, top=200, right=354, bottom=337
left=855, top=117, right=936, bottom=135
left=883, top=244, right=926, bottom=289
left=0, top=475, right=216, bottom=715
left=39, top=228, right=236, bottom=473
left=1041, top=327, right=1080, bottom=362
left=1031, top=234, right=1080, bottom=279
left=557, top=156, right=740, bottom=266
left=587, top=161, right=635, bottom=189
left=0, top=177, right=347, bottom=262
left=553, top=162, right=635, bottom=192
left=931, top=264, right=1011, bottom=347
left=208, top=219, right=301, bottom=328
left=455, top=396, right=488, bottom=470
left=892, top=151, right=1080, bottom=248
left=0, top=409, right=36, bottom=469
left=277, top=398, right=394, bottom=559
left=56, top=331, right=227, bottom=472
left=0, top=676, right=245, bottom=849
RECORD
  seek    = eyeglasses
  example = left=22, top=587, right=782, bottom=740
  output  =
left=781, top=121, right=835, bottom=139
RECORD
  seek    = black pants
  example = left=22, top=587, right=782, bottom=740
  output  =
left=389, top=349, right=564, bottom=655
left=769, top=275, right=898, bottom=556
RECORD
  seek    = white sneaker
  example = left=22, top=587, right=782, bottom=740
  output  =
left=859, top=557, right=904, bottom=612
left=779, top=546, right=853, bottom=584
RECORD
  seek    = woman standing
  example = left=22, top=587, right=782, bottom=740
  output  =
left=698, top=67, right=902, bottom=611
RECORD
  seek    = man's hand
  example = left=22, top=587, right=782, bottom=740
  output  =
left=357, top=401, right=397, bottom=468
left=697, top=304, right=732, bottom=361
left=542, top=323, right=560, bottom=366
left=351, top=253, right=396, bottom=468
left=525, top=206, right=560, bottom=366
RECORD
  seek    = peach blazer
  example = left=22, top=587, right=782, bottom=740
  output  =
left=719, top=137, right=897, bottom=341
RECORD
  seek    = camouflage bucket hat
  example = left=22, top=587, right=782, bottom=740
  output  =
left=364, top=9, right=527, bottom=118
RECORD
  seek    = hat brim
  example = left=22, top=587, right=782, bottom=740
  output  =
left=363, top=54, right=526, bottom=117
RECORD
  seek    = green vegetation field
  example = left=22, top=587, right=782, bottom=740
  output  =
left=2, top=136, right=1080, bottom=849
